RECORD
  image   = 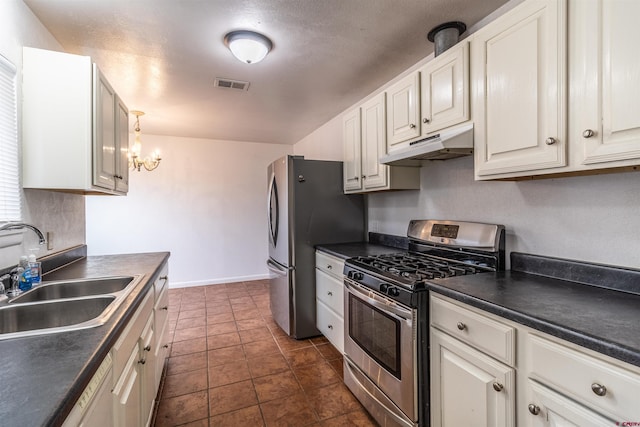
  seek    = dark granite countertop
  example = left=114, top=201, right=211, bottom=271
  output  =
left=0, top=251, right=170, bottom=427
left=429, top=270, right=640, bottom=367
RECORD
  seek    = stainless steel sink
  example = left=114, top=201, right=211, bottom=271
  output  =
left=0, top=274, right=143, bottom=340
left=9, top=276, right=135, bottom=304
left=0, top=297, right=116, bottom=337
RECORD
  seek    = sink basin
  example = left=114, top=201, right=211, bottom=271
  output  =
left=0, top=274, right=143, bottom=340
left=0, top=296, right=115, bottom=338
left=10, top=276, right=135, bottom=304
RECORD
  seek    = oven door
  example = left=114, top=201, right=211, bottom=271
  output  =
left=344, top=278, right=417, bottom=422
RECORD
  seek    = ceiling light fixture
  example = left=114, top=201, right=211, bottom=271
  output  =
left=224, top=30, right=273, bottom=64
left=129, top=111, right=161, bottom=172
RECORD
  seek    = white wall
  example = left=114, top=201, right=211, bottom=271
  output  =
left=293, top=116, right=343, bottom=161
left=85, top=134, right=291, bottom=287
left=0, top=0, right=85, bottom=270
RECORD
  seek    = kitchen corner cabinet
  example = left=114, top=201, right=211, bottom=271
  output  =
left=315, top=251, right=346, bottom=353
left=419, top=42, right=470, bottom=137
left=472, top=0, right=567, bottom=179
left=343, top=93, right=420, bottom=194
left=22, top=47, right=129, bottom=195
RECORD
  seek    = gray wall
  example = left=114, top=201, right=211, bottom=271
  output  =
left=367, top=156, right=640, bottom=269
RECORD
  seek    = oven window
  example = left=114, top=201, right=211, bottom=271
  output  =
left=348, top=293, right=401, bottom=379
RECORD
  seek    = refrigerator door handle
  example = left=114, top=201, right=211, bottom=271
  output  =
left=267, top=259, right=293, bottom=276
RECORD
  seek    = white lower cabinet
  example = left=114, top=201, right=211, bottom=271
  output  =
left=153, top=266, right=170, bottom=393
left=430, top=295, right=515, bottom=427
left=315, top=251, right=345, bottom=353
left=430, top=293, right=640, bottom=427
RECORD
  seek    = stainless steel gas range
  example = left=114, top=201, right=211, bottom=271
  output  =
left=343, top=220, right=505, bottom=427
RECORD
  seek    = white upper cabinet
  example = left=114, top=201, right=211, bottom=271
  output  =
left=22, top=47, right=129, bottom=195
left=572, top=0, right=640, bottom=166
left=386, top=73, right=420, bottom=152
left=343, top=93, right=420, bottom=194
left=420, top=42, right=470, bottom=136
left=360, top=93, right=388, bottom=189
left=472, top=0, right=567, bottom=178
left=342, top=108, right=362, bottom=192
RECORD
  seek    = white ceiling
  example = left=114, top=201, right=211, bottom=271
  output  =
left=24, top=0, right=508, bottom=145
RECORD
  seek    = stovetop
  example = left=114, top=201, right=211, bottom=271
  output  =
left=347, top=251, right=494, bottom=289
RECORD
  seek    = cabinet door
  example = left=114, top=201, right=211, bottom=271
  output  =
left=526, top=380, right=614, bottom=427
left=473, top=0, right=567, bottom=177
left=115, top=96, right=129, bottom=193
left=140, top=314, right=155, bottom=427
left=93, top=66, right=117, bottom=190
left=343, top=108, right=362, bottom=192
left=420, top=42, right=469, bottom=135
left=579, top=0, right=640, bottom=165
left=386, top=73, right=420, bottom=151
left=361, top=93, right=388, bottom=189
left=113, top=344, right=142, bottom=427
left=430, top=329, right=515, bottom=427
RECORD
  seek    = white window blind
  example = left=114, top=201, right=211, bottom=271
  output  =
left=0, top=54, right=21, bottom=222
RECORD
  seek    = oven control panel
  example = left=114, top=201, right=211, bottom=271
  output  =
left=345, top=267, right=416, bottom=307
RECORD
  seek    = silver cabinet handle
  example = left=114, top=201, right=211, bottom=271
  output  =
left=423, top=118, right=430, bottom=124
left=545, top=137, right=557, bottom=145
left=591, top=383, right=607, bottom=396
left=456, top=322, right=466, bottom=331
left=528, top=404, right=540, bottom=415
left=492, top=382, right=504, bottom=392
left=582, top=129, right=595, bottom=138
left=409, top=123, right=416, bottom=129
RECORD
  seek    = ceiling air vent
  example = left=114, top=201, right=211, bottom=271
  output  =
left=214, top=78, right=250, bottom=91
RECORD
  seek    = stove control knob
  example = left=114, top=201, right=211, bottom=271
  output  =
left=351, top=272, right=363, bottom=281
left=380, top=283, right=389, bottom=293
left=387, top=287, right=400, bottom=297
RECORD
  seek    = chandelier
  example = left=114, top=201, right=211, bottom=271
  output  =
left=129, top=111, right=161, bottom=172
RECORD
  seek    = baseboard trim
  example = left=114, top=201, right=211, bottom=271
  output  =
left=169, top=273, right=271, bottom=289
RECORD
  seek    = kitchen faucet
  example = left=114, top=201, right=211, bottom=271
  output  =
left=0, top=222, right=46, bottom=245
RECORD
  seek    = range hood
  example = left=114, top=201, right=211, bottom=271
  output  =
left=380, top=123, right=474, bottom=166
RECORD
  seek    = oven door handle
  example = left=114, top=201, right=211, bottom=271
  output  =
left=344, top=279, right=414, bottom=322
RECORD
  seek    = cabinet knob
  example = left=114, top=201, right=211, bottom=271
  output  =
left=163, top=344, right=169, bottom=349
left=492, top=382, right=504, bottom=392
left=582, top=129, right=595, bottom=138
left=144, top=345, right=151, bottom=352
left=327, top=291, right=333, bottom=296
left=361, top=175, right=366, bottom=179
left=354, top=176, right=359, bottom=181
left=160, top=275, right=169, bottom=281
left=138, top=358, right=146, bottom=365
left=327, top=324, right=333, bottom=330
left=161, top=306, right=168, bottom=311
left=528, top=404, right=540, bottom=415
left=545, top=137, right=557, bottom=145
left=327, top=265, right=332, bottom=270
left=409, top=123, right=416, bottom=129
left=591, top=383, right=607, bottom=396
left=456, top=322, right=466, bottom=331
left=423, top=118, right=430, bottom=124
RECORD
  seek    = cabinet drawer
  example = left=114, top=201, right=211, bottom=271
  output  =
left=154, top=283, right=169, bottom=339
left=430, top=294, right=516, bottom=366
left=153, top=264, right=169, bottom=300
left=112, top=290, right=153, bottom=377
left=316, top=268, right=344, bottom=315
left=315, top=251, right=344, bottom=279
left=316, top=300, right=344, bottom=354
left=528, top=333, right=640, bottom=420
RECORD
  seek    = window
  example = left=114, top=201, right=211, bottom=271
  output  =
left=0, top=54, right=21, bottom=222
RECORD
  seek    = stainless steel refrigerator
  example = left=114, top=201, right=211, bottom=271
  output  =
left=267, top=155, right=364, bottom=339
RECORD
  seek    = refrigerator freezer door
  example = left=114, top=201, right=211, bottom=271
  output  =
left=267, top=157, right=290, bottom=267
left=267, top=257, right=291, bottom=335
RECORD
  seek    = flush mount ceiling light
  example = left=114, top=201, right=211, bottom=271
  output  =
left=224, top=30, right=273, bottom=64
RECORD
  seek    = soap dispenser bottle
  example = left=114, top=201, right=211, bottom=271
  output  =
left=28, top=254, right=41, bottom=286
left=18, top=255, right=32, bottom=292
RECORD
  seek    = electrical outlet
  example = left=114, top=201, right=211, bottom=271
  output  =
left=46, top=232, right=54, bottom=251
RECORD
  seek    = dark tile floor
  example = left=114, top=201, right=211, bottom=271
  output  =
left=153, top=280, right=378, bottom=426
